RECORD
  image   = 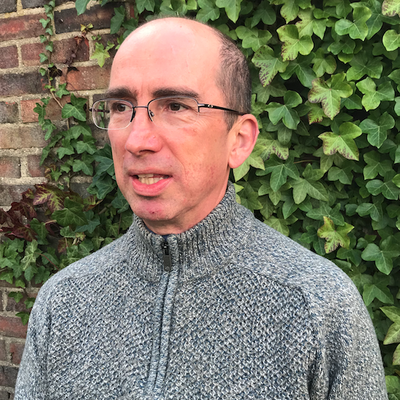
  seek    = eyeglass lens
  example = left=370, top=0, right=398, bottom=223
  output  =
left=92, top=97, right=200, bottom=130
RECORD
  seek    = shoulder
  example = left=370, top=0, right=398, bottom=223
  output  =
left=35, top=230, right=131, bottom=305
left=234, top=205, right=363, bottom=313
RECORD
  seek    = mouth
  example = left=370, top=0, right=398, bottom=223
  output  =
left=136, top=174, right=170, bottom=185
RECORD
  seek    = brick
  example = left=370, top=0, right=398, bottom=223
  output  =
left=21, top=0, right=46, bottom=8
left=0, top=46, right=18, bottom=69
left=21, top=96, right=71, bottom=123
left=91, top=126, right=109, bottom=148
left=0, top=317, right=27, bottom=338
left=1, top=0, right=17, bottom=12
left=0, top=366, right=18, bottom=387
left=0, top=125, right=47, bottom=149
left=20, top=42, right=42, bottom=67
left=0, top=185, right=36, bottom=207
left=0, top=72, right=46, bottom=97
left=27, top=155, right=45, bottom=177
left=21, top=38, right=89, bottom=67
left=60, top=65, right=111, bottom=91
left=5, top=294, right=28, bottom=313
left=0, top=102, right=18, bottom=124
left=9, top=342, right=25, bottom=365
left=0, top=340, right=7, bottom=362
left=0, top=391, right=13, bottom=400
left=54, top=4, right=117, bottom=34
left=0, top=157, right=21, bottom=179
left=0, top=14, right=45, bottom=41
left=70, top=181, right=91, bottom=198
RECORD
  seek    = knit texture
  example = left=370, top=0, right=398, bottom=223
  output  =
left=15, top=183, right=387, bottom=399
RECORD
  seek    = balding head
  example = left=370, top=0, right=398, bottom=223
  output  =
left=114, top=17, right=251, bottom=129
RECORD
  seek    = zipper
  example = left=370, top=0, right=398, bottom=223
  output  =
left=162, top=241, right=172, bottom=272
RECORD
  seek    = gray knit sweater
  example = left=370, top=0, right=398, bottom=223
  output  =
left=15, top=184, right=387, bottom=399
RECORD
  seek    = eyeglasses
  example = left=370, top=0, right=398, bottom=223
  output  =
left=90, top=96, right=244, bottom=130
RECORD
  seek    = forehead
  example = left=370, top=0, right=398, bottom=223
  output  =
left=109, top=20, right=222, bottom=100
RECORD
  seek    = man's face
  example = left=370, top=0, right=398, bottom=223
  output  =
left=107, top=21, right=238, bottom=234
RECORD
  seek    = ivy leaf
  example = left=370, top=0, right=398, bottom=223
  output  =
left=359, top=112, right=395, bottom=148
left=362, top=243, right=399, bottom=275
left=252, top=46, right=288, bottom=87
left=264, top=216, right=290, bottom=236
left=363, top=283, right=394, bottom=306
left=347, top=52, right=383, bottom=81
left=291, top=177, right=328, bottom=204
left=257, top=155, right=299, bottom=192
left=319, top=122, right=362, bottom=160
left=382, top=0, right=400, bottom=18
left=296, top=9, right=325, bottom=39
left=257, top=135, right=289, bottom=160
left=366, top=179, right=400, bottom=200
left=91, top=42, right=113, bottom=68
left=135, top=0, right=155, bottom=13
left=307, top=203, right=345, bottom=226
left=383, top=30, right=400, bottom=52
left=356, top=77, right=395, bottom=111
left=197, top=0, right=220, bottom=22
left=394, top=174, right=400, bottom=188
left=55, top=83, right=70, bottom=99
left=280, top=56, right=316, bottom=88
left=52, top=198, right=88, bottom=227
left=21, top=241, right=41, bottom=271
left=33, top=184, right=65, bottom=212
left=233, top=145, right=264, bottom=181
left=308, top=73, right=352, bottom=119
left=216, top=0, right=242, bottom=23
left=236, top=182, right=262, bottom=212
left=312, top=49, right=336, bottom=78
left=277, top=25, right=313, bottom=62
left=356, top=201, right=383, bottom=222
left=334, top=5, right=371, bottom=40
left=62, top=94, right=87, bottom=121
left=72, top=154, right=94, bottom=176
left=271, top=0, right=310, bottom=23
left=306, top=102, right=326, bottom=124
left=317, top=216, right=353, bottom=253
left=75, top=137, right=97, bottom=154
left=75, top=0, right=90, bottom=15
left=236, top=27, right=271, bottom=52
left=265, top=91, right=302, bottom=129
left=110, top=6, right=125, bottom=34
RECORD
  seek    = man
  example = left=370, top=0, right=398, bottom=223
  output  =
left=15, top=17, right=387, bottom=399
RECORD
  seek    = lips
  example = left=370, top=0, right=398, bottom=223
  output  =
left=136, top=174, right=169, bottom=185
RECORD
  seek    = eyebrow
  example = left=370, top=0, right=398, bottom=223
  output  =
left=103, top=87, right=200, bottom=102
left=152, top=87, right=200, bottom=99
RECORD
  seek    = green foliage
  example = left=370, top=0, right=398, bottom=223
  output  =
left=1, top=0, right=399, bottom=392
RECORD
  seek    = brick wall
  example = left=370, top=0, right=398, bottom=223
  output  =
left=0, top=0, right=123, bottom=396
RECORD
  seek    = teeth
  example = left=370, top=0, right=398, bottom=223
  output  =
left=137, top=174, right=167, bottom=185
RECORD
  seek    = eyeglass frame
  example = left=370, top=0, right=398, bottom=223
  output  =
left=89, top=95, right=246, bottom=130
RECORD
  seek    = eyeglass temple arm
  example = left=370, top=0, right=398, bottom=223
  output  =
left=198, top=103, right=243, bottom=114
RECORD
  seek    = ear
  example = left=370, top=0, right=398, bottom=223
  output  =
left=228, top=114, right=259, bottom=169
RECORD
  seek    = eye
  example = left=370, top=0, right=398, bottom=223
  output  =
left=110, top=101, right=131, bottom=113
left=167, top=102, right=187, bottom=112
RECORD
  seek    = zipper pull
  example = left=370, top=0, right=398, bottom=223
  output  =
left=162, top=241, right=172, bottom=272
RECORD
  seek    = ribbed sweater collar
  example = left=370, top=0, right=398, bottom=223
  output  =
left=122, top=182, right=252, bottom=283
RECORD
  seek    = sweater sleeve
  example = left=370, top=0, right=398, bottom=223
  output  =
left=14, top=281, right=53, bottom=400
left=308, top=278, right=388, bottom=400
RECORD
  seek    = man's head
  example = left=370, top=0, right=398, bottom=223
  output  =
left=106, top=17, right=258, bottom=234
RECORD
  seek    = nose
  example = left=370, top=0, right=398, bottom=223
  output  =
left=123, top=107, right=162, bottom=156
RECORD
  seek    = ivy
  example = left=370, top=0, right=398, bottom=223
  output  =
left=0, top=0, right=399, bottom=394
